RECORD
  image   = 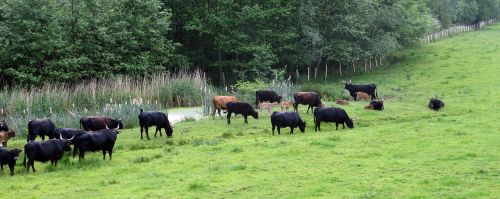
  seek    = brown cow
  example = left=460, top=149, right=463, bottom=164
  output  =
left=280, top=101, right=294, bottom=111
left=212, top=96, right=239, bottom=117
left=293, top=92, right=323, bottom=113
left=335, top=99, right=349, bottom=105
left=355, top=92, right=372, bottom=101
left=0, top=130, right=16, bottom=147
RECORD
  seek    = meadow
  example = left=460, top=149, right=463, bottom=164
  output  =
left=1, top=24, right=499, bottom=198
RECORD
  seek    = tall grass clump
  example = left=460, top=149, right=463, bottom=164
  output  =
left=0, top=70, right=208, bottom=137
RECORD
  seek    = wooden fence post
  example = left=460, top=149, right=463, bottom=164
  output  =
left=324, top=64, right=328, bottom=81
left=307, top=67, right=310, bottom=82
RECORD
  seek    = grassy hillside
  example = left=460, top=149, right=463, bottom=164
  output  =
left=2, top=24, right=500, bottom=198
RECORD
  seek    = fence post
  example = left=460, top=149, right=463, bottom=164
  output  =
left=324, top=64, right=328, bottom=81
left=307, top=67, right=310, bottom=82
left=339, top=62, right=342, bottom=77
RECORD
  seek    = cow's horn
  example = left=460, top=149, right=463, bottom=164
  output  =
left=351, top=117, right=356, bottom=121
left=105, top=124, right=109, bottom=129
left=114, top=125, right=120, bottom=130
left=59, top=134, right=63, bottom=140
left=68, top=135, right=75, bottom=141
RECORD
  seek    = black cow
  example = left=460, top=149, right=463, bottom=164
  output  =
left=0, top=147, right=22, bottom=176
left=72, top=127, right=118, bottom=160
left=293, top=92, right=323, bottom=113
left=23, top=135, right=73, bottom=172
left=138, top=109, right=173, bottom=140
left=0, top=121, right=9, bottom=132
left=314, top=107, right=354, bottom=131
left=428, top=97, right=445, bottom=111
left=365, top=100, right=384, bottom=111
left=226, top=102, right=259, bottom=124
left=344, top=80, right=377, bottom=101
left=270, top=112, right=306, bottom=135
left=255, top=90, right=282, bottom=107
left=55, top=128, right=87, bottom=139
left=80, top=116, right=123, bottom=131
left=27, top=118, right=56, bottom=142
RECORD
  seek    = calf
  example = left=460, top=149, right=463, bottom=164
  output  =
left=23, top=135, right=73, bottom=172
left=258, top=102, right=278, bottom=113
left=255, top=90, right=282, bottom=107
left=280, top=101, right=294, bottom=111
left=314, top=107, right=354, bottom=131
left=335, top=99, right=349, bottom=105
left=355, top=92, right=371, bottom=101
left=27, top=118, right=56, bottom=142
left=365, top=100, right=384, bottom=111
left=0, top=147, right=22, bottom=176
left=428, top=97, right=445, bottom=111
left=138, top=109, right=173, bottom=140
left=0, top=121, right=8, bottom=132
left=212, top=96, right=239, bottom=117
left=0, top=130, right=16, bottom=147
left=293, top=92, right=323, bottom=113
left=270, top=112, right=306, bottom=135
left=344, top=80, right=377, bottom=101
left=226, top=102, right=258, bottom=124
left=72, top=126, right=119, bottom=160
left=80, top=116, right=123, bottom=131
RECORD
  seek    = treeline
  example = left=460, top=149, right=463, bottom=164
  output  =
left=0, top=0, right=499, bottom=85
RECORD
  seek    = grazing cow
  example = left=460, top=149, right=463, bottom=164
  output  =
left=258, top=102, right=278, bottom=113
left=55, top=128, right=87, bottom=140
left=344, top=80, right=377, bottom=101
left=0, top=130, right=16, bottom=147
left=23, top=135, right=74, bottom=172
left=255, top=90, right=282, bottom=107
left=365, top=99, right=384, bottom=111
left=280, top=101, right=294, bottom=111
left=0, top=121, right=8, bottom=132
left=72, top=126, right=119, bottom=160
left=226, top=102, right=258, bottom=124
left=355, top=92, right=372, bottom=101
left=314, top=107, right=354, bottom=131
left=428, top=97, right=445, bottom=111
left=80, top=116, right=123, bottom=131
left=335, top=99, right=349, bottom=105
left=212, top=96, right=239, bottom=117
left=138, top=109, right=173, bottom=140
left=293, top=92, right=323, bottom=113
left=27, top=118, right=56, bottom=142
left=270, top=112, right=306, bottom=135
left=0, top=147, right=22, bottom=176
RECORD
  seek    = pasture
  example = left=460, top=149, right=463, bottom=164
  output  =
left=1, top=24, right=499, bottom=198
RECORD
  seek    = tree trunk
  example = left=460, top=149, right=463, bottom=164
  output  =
left=324, top=64, right=328, bottom=81
left=339, top=62, right=342, bottom=77
left=296, top=68, right=299, bottom=81
left=307, top=67, right=310, bottom=82
left=314, top=67, right=318, bottom=80
left=364, top=59, right=367, bottom=71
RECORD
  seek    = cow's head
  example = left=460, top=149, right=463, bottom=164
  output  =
left=10, top=148, right=22, bottom=160
left=113, top=118, right=124, bottom=129
left=343, top=80, right=352, bottom=88
left=299, top=121, right=306, bottom=132
left=251, top=110, right=259, bottom=119
left=59, top=134, right=75, bottom=151
left=166, top=125, right=173, bottom=137
left=0, top=120, right=8, bottom=131
left=277, top=96, right=283, bottom=103
left=346, top=118, right=354, bottom=129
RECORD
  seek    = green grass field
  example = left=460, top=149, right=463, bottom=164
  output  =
left=2, top=24, right=500, bottom=198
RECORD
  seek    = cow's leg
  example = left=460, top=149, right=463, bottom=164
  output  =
left=108, top=148, right=113, bottom=160
left=244, top=115, right=248, bottom=123
left=290, top=127, right=294, bottom=134
left=140, top=125, right=144, bottom=140
left=293, top=103, right=298, bottom=112
left=2, top=141, right=6, bottom=147
left=306, top=105, right=311, bottom=113
left=218, top=109, right=222, bottom=117
left=1, top=163, right=3, bottom=171
left=145, top=127, right=150, bottom=140
left=336, top=123, right=339, bottom=130
left=159, top=128, right=162, bottom=136
left=277, top=126, right=281, bottom=135
left=79, top=150, right=85, bottom=160
left=272, top=124, right=275, bottom=135
left=50, top=160, right=54, bottom=165
left=30, top=160, right=35, bottom=172
left=41, top=135, right=45, bottom=140
left=73, top=147, right=78, bottom=159
left=342, top=123, right=345, bottom=129
left=154, top=127, right=158, bottom=138
left=102, top=150, right=106, bottom=160
left=54, top=159, right=58, bottom=167
left=8, top=162, right=14, bottom=176
left=226, top=111, right=232, bottom=124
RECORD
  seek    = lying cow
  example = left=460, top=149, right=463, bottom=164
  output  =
left=0, top=130, right=16, bottom=147
left=335, top=99, right=349, bottom=105
left=226, top=102, right=258, bottom=124
left=314, top=107, right=354, bottom=131
left=365, top=99, right=384, bottom=111
left=293, top=92, right=323, bottom=113
left=72, top=126, right=119, bottom=160
left=27, top=118, right=56, bottom=142
left=258, top=102, right=278, bottom=113
left=280, top=101, right=294, bottom=111
left=0, top=121, right=8, bottom=132
left=270, top=112, right=306, bottom=135
left=428, top=97, right=445, bottom=111
left=355, top=92, right=372, bottom=101
left=80, top=116, right=123, bottom=131
left=255, top=90, right=282, bottom=107
left=23, top=135, right=74, bottom=172
left=212, top=96, right=239, bottom=117
left=138, top=109, right=173, bottom=140
left=0, top=147, right=22, bottom=176
left=344, top=80, right=377, bottom=101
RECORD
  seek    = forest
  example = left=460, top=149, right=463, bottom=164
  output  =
left=0, top=0, right=499, bottom=86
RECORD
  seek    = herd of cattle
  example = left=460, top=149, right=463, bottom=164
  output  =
left=0, top=80, right=444, bottom=176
